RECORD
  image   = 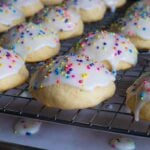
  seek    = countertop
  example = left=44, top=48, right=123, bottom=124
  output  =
left=0, top=114, right=150, bottom=150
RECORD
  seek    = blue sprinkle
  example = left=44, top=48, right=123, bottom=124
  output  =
left=26, top=132, right=32, bottom=136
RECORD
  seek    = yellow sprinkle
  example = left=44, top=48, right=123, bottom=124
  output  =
left=61, top=71, right=65, bottom=76
left=40, top=85, right=44, bottom=88
left=81, top=73, right=88, bottom=79
left=61, top=62, right=64, bottom=65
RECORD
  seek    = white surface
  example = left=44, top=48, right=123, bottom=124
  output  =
left=0, top=114, right=149, bottom=150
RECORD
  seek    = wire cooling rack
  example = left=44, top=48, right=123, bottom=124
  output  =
left=0, top=0, right=150, bottom=138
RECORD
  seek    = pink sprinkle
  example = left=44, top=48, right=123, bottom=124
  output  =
left=56, top=79, right=60, bottom=84
left=79, top=80, right=83, bottom=84
left=111, top=144, right=116, bottom=148
left=87, top=66, right=90, bottom=69
left=88, top=33, right=95, bottom=38
left=128, top=31, right=135, bottom=36
left=68, top=63, right=72, bottom=67
left=72, top=75, right=75, bottom=78
left=144, top=81, right=148, bottom=85
left=81, top=42, right=86, bottom=47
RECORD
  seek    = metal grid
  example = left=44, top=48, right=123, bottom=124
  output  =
left=0, top=0, right=150, bottom=138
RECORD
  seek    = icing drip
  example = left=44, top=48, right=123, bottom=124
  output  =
left=121, top=0, right=150, bottom=40
left=126, top=72, right=150, bottom=121
left=34, top=6, right=81, bottom=32
left=0, top=3, right=24, bottom=26
left=20, top=91, right=32, bottom=98
left=104, top=0, right=120, bottom=12
left=73, top=31, right=138, bottom=71
left=0, top=48, right=24, bottom=80
left=66, top=0, right=106, bottom=11
left=134, top=101, right=145, bottom=122
left=30, top=54, right=115, bottom=91
left=0, top=22, right=60, bottom=60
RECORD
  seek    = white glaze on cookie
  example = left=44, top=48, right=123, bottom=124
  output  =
left=73, top=31, right=138, bottom=70
left=126, top=72, right=150, bottom=121
left=110, top=137, right=135, bottom=150
left=2, top=0, right=42, bottom=11
left=34, top=6, right=81, bottom=32
left=66, top=0, right=106, bottom=11
left=30, top=54, right=115, bottom=91
left=121, top=1, right=150, bottom=40
left=0, top=22, right=60, bottom=60
left=0, top=3, right=24, bottom=26
left=14, top=119, right=42, bottom=136
left=0, top=48, right=24, bottom=80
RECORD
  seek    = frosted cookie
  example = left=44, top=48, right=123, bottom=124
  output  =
left=0, top=3, right=25, bottom=33
left=29, top=54, right=116, bottom=110
left=72, top=31, right=138, bottom=71
left=66, top=0, right=106, bottom=23
left=14, top=119, right=42, bottom=136
left=0, top=48, right=29, bottom=92
left=120, top=0, right=150, bottom=50
left=104, top=0, right=126, bottom=12
left=0, top=22, right=60, bottom=63
left=126, top=72, right=150, bottom=121
left=2, top=0, right=44, bottom=17
left=110, top=136, right=135, bottom=150
left=41, top=0, right=64, bottom=5
left=33, top=6, right=84, bottom=40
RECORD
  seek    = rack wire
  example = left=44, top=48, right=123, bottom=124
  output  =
left=0, top=0, right=150, bottom=138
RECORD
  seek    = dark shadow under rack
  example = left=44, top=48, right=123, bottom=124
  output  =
left=0, top=0, right=150, bottom=138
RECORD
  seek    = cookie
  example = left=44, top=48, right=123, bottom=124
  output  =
left=33, top=6, right=84, bottom=40
left=0, top=3, right=25, bottom=33
left=72, top=31, right=138, bottom=71
left=29, top=54, right=116, bottom=110
left=126, top=72, right=150, bottom=121
left=2, top=0, right=44, bottom=17
left=120, top=0, right=150, bottom=50
left=0, top=22, right=60, bottom=63
left=66, top=0, right=106, bottom=22
left=0, top=48, right=29, bottom=92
